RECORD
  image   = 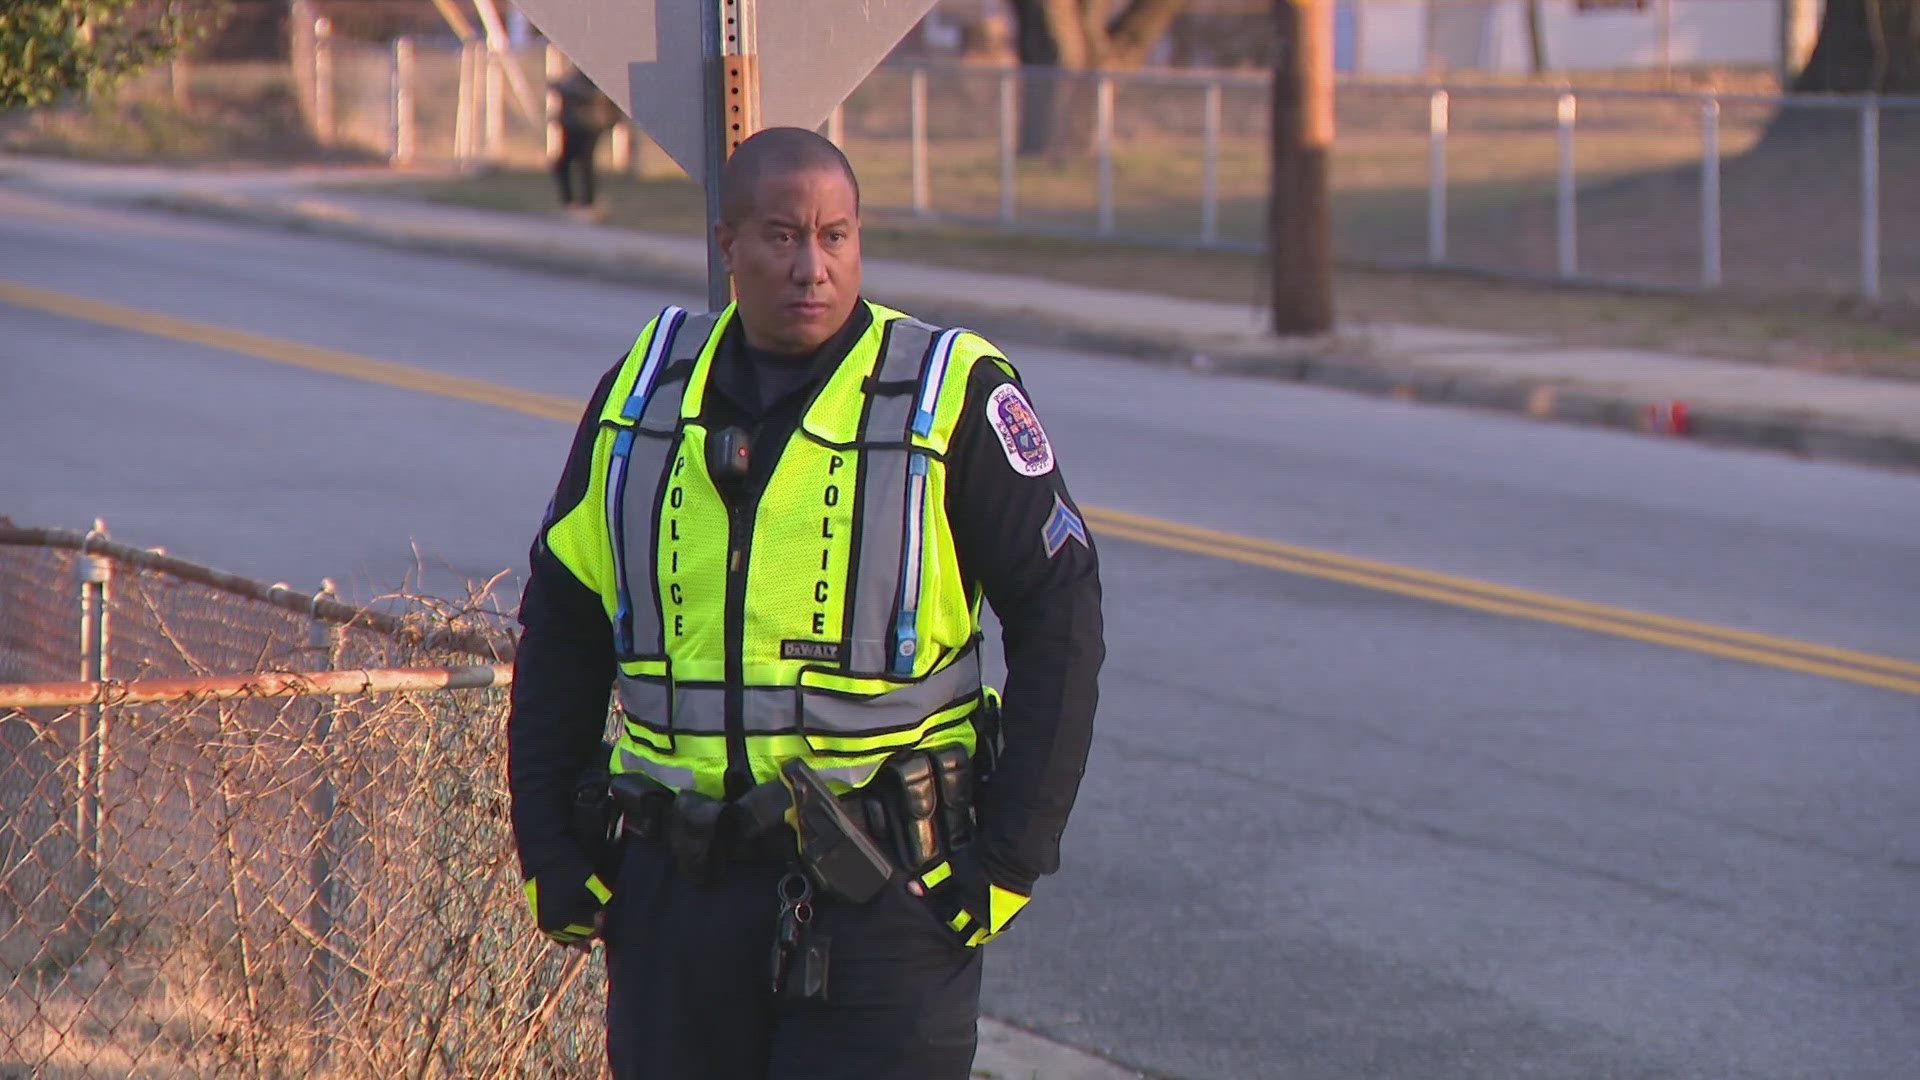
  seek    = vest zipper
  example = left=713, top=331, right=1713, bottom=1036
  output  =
left=722, top=497, right=753, bottom=799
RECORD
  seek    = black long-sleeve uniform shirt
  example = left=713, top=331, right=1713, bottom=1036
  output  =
left=508, top=302, right=1104, bottom=895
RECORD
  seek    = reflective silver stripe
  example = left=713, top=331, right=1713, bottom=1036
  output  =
left=865, top=318, right=933, bottom=438
left=801, top=648, right=981, bottom=736
left=913, top=327, right=969, bottom=437
left=624, top=307, right=686, bottom=421
left=608, top=307, right=688, bottom=655
left=620, top=685, right=783, bottom=736
left=617, top=648, right=980, bottom=737
left=846, top=319, right=935, bottom=673
left=846, top=446, right=906, bottom=673
left=615, top=672, right=675, bottom=725
left=890, top=453, right=928, bottom=675
left=612, top=313, right=718, bottom=658
left=644, top=313, right=719, bottom=430
left=613, top=746, right=696, bottom=791
left=615, top=442, right=672, bottom=656
left=811, top=761, right=885, bottom=788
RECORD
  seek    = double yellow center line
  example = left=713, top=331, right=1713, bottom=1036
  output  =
left=6, top=278, right=1917, bottom=698
left=1088, top=508, right=1920, bottom=697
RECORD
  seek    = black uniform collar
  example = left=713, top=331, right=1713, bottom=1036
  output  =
left=710, top=300, right=874, bottom=418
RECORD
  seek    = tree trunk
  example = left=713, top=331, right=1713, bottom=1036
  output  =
left=1763, top=0, right=1920, bottom=145
left=1007, top=0, right=1191, bottom=156
left=1794, top=0, right=1920, bottom=93
left=1010, top=0, right=1062, bottom=155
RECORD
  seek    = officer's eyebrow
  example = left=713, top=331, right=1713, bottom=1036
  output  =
left=760, top=214, right=855, bottom=233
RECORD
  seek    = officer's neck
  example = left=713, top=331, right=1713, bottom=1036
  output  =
left=737, top=310, right=859, bottom=366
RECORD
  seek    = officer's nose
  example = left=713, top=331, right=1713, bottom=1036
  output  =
left=792, top=237, right=828, bottom=285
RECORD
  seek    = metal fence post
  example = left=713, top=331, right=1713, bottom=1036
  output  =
left=76, top=520, right=111, bottom=879
left=826, top=103, right=845, bottom=148
left=313, top=17, right=334, bottom=146
left=454, top=42, right=475, bottom=166
left=306, top=580, right=344, bottom=1066
left=1202, top=78, right=1221, bottom=244
left=1556, top=92, right=1578, bottom=279
left=545, top=44, right=564, bottom=163
left=1428, top=89, right=1449, bottom=264
left=910, top=66, right=929, bottom=216
left=1861, top=96, right=1881, bottom=303
left=609, top=122, right=632, bottom=172
left=1700, top=94, right=1721, bottom=288
left=170, top=57, right=191, bottom=111
left=391, top=37, right=415, bottom=166
left=1096, top=73, right=1115, bottom=236
left=484, top=47, right=506, bottom=162
left=1000, top=69, right=1017, bottom=226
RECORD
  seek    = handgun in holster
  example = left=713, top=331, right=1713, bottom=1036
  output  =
left=779, top=758, right=894, bottom=904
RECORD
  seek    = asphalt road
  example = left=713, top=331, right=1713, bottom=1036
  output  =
left=4, top=188, right=1919, bottom=1079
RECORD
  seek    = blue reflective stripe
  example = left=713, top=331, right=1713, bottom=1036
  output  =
left=911, top=328, right=965, bottom=438
left=608, top=428, right=636, bottom=653
left=624, top=306, right=685, bottom=420
left=890, top=453, right=929, bottom=675
left=607, top=307, right=686, bottom=656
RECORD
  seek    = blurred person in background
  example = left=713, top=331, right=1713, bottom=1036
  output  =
left=551, top=66, right=620, bottom=218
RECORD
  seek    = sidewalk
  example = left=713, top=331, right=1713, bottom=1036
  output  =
left=6, top=153, right=1919, bottom=474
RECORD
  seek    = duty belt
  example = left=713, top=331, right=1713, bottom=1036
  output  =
left=607, top=745, right=975, bottom=883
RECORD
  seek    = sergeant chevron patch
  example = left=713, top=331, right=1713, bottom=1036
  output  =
left=1042, top=494, right=1089, bottom=558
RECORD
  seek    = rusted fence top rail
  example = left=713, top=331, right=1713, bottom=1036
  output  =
left=0, top=664, right=513, bottom=708
left=0, top=519, right=516, bottom=661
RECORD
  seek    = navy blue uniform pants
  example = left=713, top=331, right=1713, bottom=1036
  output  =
left=604, top=838, right=982, bottom=1079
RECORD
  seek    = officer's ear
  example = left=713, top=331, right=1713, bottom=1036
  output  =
left=714, top=219, right=736, bottom=274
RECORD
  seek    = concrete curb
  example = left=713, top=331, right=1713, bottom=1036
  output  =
left=134, top=187, right=1920, bottom=475
left=974, top=1018, right=1146, bottom=1080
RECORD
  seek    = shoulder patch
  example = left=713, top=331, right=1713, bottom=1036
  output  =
left=986, top=383, right=1054, bottom=477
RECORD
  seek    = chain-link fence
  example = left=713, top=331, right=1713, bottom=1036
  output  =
left=0, top=526, right=606, bottom=1079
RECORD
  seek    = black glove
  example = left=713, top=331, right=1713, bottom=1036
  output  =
left=908, top=844, right=1030, bottom=949
left=522, top=864, right=611, bottom=947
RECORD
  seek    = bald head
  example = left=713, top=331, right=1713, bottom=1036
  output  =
left=718, top=127, right=860, bottom=227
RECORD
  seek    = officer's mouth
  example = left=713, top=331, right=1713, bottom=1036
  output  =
left=784, top=299, right=831, bottom=318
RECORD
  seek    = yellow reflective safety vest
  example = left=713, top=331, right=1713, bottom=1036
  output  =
left=542, top=300, right=1010, bottom=798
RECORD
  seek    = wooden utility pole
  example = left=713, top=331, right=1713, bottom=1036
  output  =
left=1269, top=0, right=1334, bottom=336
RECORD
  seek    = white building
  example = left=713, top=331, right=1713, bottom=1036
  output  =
left=1352, top=0, right=1802, bottom=76
left=929, top=1, right=1820, bottom=78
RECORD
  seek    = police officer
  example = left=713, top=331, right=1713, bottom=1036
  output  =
left=508, top=126, right=1103, bottom=1079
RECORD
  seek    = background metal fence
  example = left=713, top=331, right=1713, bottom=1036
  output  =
left=0, top=525, right=606, bottom=1079
left=273, top=30, right=1919, bottom=311
left=90, top=17, right=1920, bottom=315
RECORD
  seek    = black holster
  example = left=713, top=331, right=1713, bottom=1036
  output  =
left=610, top=773, right=791, bottom=884
left=570, top=744, right=622, bottom=878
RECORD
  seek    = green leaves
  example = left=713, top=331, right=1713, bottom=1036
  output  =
left=1, top=0, right=219, bottom=111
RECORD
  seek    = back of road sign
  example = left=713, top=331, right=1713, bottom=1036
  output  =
left=509, top=0, right=937, bottom=182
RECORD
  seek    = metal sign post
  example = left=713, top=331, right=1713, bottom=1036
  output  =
left=702, top=0, right=757, bottom=310
left=504, top=0, right=939, bottom=308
